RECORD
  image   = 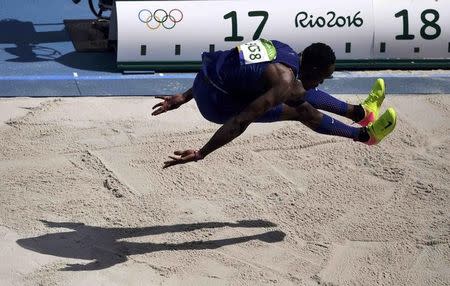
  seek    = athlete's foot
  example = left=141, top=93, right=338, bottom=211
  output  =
left=364, top=107, right=397, bottom=145
left=358, top=78, right=385, bottom=126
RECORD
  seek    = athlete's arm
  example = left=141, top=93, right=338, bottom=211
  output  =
left=163, top=64, right=296, bottom=168
left=151, top=88, right=193, bottom=116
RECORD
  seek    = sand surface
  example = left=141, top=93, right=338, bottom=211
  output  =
left=0, top=95, right=449, bottom=286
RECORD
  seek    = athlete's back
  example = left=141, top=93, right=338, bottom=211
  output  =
left=202, top=40, right=300, bottom=102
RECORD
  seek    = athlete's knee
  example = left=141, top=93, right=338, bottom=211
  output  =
left=295, top=103, right=321, bottom=123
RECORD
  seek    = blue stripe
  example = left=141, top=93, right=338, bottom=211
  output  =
left=333, top=72, right=450, bottom=78
left=2, top=72, right=448, bottom=81
left=0, top=74, right=197, bottom=81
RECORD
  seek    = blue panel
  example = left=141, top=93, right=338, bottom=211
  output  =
left=76, top=75, right=195, bottom=96
left=0, top=79, right=80, bottom=97
left=322, top=74, right=450, bottom=94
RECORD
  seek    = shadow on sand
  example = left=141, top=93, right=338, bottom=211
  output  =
left=17, top=219, right=285, bottom=271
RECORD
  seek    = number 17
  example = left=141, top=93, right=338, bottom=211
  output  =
left=224, top=11, right=269, bottom=42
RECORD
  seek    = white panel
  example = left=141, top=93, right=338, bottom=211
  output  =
left=116, top=0, right=374, bottom=63
left=374, top=0, right=450, bottom=59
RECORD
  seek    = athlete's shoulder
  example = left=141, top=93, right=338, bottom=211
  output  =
left=263, top=62, right=296, bottom=85
left=270, top=40, right=294, bottom=49
left=270, top=40, right=297, bottom=57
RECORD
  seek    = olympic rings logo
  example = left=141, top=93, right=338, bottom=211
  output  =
left=138, top=9, right=183, bottom=30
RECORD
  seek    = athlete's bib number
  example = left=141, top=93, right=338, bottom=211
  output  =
left=238, top=39, right=277, bottom=65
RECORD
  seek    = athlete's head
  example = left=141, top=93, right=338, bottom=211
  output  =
left=299, top=43, right=336, bottom=89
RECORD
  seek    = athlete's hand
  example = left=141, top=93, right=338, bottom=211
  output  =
left=163, top=149, right=203, bottom=168
left=152, top=94, right=186, bottom=116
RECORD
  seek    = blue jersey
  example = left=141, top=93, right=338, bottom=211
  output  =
left=201, top=40, right=300, bottom=102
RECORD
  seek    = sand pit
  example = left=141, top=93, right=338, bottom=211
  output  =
left=0, top=95, right=449, bottom=285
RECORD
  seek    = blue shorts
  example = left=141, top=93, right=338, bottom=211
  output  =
left=192, top=70, right=283, bottom=124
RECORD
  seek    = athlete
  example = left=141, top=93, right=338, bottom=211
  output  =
left=151, top=40, right=397, bottom=168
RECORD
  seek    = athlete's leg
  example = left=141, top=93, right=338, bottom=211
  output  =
left=305, top=78, right=385, bottom=126
left=253, top=104, right=284, bottom=123
left=278, top=102, right=396, bottom=145
left=252, top=100, right=364, bottom=140
left=285, top=101, right=368, bottom=141
left=305, top=88, right=365, bottom=122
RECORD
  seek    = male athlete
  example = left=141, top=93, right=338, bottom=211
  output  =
left=152, top=40, right=397, bottom=168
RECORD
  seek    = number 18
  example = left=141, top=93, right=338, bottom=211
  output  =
left=395, top=9, right=441, bottom=40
